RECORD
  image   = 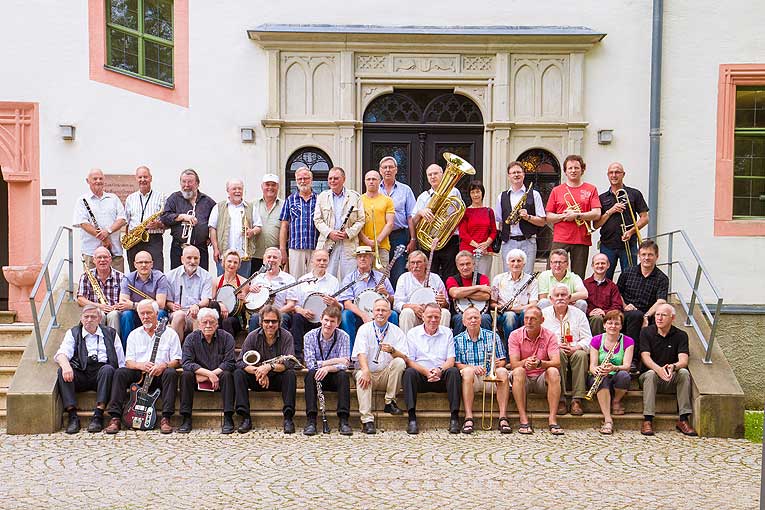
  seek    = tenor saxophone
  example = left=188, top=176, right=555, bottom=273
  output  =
left=121, top=209, right=163, bottom=250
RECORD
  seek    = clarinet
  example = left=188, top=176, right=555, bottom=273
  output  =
left=326, top=206, right=355, bottom=256
left=315, top=378, right=330, bottom=434
left=498, top=271, right=540, bottom=314
left=82, top=198, right=113, bottom=254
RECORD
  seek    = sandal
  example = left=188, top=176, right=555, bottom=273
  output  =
left=461, top=418, right=475, bottom=434
left=498, top=417, right=512, bottom=434
left=548, top=423, right=565, bottom=435
left=600, top=421, right=614, bottom=435
left=518, top=422, right=533, bottom=434
left=612, top=401, right=625, bottom=415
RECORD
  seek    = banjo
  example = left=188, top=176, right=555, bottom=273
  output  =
left=455, top=250, right=489, bottom=314
left=303, top=272, right=370, bottom=323
left=409, top=236, right=440, bottom=304
left=354, top=244, right=407, bottom=314
left=215, top=263, right=270, bottom=316
left=245, top=277, right=318, bottom=312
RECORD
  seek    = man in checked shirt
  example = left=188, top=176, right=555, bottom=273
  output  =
left=77, top=246, right=130, bottom=336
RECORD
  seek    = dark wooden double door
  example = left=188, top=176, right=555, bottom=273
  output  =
left=362, top=127, right=483, bottom=199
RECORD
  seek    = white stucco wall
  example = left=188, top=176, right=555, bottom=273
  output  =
left=1, top=0, right=762, bottom=303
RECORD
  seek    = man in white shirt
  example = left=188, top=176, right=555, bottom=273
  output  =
left=491, top=249, right=539, bottom=342
left=403, top=303, right=461, bottom=435
left=541, top=284, right=592, bottom=416
left=284, top=249, right=340, bottom=360
left=105, top=299, right=181, bottom=434
left=393, top=250, right=450, bottom=333
left=55, top=305, right=125, bottom=434
left=124, top=166, right=165, bottom=271
left=352, top=298, right=409, bottom=434
left=73, top=168, right=127, bottom=271
left=246, top=247, right=296, bottom=332
left=209, top=178, right=263, bottom=276
left=165, top=245, right=213, bottom=341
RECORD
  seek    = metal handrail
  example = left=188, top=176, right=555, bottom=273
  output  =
left=648, top=230, right=723, bottom=364
left=29, top=226, right=75, bottom=362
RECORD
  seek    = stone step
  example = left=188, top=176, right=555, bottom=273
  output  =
left=0, top=311, right=17, bottom=324
left=0, top=367, right=16, bottom=388
left=0, top=346, right=23, bottom=366
left=0, top=324, right=33, bottom=348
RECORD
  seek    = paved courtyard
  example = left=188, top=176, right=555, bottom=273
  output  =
left=0, top=428, right=760, bottom=509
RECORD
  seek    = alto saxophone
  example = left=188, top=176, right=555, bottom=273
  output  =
left=121, top=209, right=163, bottom=250
left=505, top=183, right=534, bottom=225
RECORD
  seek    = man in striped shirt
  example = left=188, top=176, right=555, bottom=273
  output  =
left=124, top=166, right=165, bottom=271
left=454, top=307, right=511, bottom=434
left=279, top=166, right=318, bottom=277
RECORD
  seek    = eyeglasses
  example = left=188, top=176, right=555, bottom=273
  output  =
left=262, top=319, right=279, bottom=324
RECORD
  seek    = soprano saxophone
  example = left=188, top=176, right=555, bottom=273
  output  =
left=82, top=258, right=107, bottom=306
left=584, top=334, right=621, bottom=400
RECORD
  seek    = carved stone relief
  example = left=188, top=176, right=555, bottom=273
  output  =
left=462, top=55, right=495, bottom=73
left=511, top=56, right=569, bottom=121
left=391, top=54, right=458, bottom=74
left=281, top=54, right=338, bottom=117
left=356, top=54, right=388, bottom=72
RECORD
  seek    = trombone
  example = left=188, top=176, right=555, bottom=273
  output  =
left=615, top=189, right=642, bottom=266
left=481, top=306, right=502, bottom=431
left=564, top=189, right=595, bottom=235
left=370, top=206, right=383, bottom=270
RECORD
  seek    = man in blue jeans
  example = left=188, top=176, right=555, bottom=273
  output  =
left=118, top=251, right=169, bottom=345
left=378, top=156, right=417, bottom=287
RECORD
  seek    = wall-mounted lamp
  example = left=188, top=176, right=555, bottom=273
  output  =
left=240, top=127, right=255, bottom=143
left=597, top=129, right=613, bottom=145
left=59, top=124, right=76, bottom=141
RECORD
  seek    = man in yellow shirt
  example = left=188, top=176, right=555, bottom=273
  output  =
left=359, top=171, right=395, bottom=267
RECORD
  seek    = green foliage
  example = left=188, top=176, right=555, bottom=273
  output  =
left=744, top=410, right=763, bottom=443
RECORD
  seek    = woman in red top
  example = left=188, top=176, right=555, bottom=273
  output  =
left=212, top=250, right=250, bottom=337
left=458, top=180, right=497, bottom=278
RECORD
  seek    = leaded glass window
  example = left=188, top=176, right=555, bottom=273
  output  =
left=106, top=0, right=174, bottom=86
left=733, top=87, right=765, bottom=218
left=286, top=147, right=333, bottom=195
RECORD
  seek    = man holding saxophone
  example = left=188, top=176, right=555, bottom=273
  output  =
left=209, top=178, right=263, bottom=277
left=545, top=155, right=601, bottom=279
left=76, top=246, right=128, bottom=335
left=593, top=162, right=650, bottom=280
left=124, top=166, right=165, bottom=271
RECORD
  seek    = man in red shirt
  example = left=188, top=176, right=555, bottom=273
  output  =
left=508, top=306, right=563, bottom=434
left=545, top=155, right=601, bottom=278
left=583, top=253, right=623, bottom=334
left=446, top=251, right=492, bottom=336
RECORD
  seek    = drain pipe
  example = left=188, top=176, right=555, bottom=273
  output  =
left=648, top=0, right=664, bottom=236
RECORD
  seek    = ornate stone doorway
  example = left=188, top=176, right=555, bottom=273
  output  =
left=362, top=89, right=484, bottom=198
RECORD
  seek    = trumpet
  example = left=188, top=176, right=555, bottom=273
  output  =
left=181, top=204, right=196, bottom=247
left=241, top=210, right=251, bottom=261
left=564, top=189, right=595, bottom=235
left=481, top=306, right=502, bottom=431
left=615, top=189, right=642, bottom=266
left=584, top=334, right=621, bottom=400
left=370, top=206, right=383, bottom=270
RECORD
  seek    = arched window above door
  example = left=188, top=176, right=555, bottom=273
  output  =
left=285, top=147, right=333, bottom=195
left=364, top=90, right=483, bottom=125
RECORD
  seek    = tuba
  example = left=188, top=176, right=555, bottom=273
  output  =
left=416, top=152, right=475, bottom=252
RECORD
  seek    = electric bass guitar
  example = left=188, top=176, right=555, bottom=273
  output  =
left=123, top=317, right=170, bottom=430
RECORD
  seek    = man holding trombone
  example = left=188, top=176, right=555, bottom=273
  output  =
left=594, top=162, right=650, bottom=280
left=454, top=306, right=511, bottom=434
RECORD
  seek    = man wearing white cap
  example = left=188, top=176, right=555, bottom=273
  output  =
left=250, top=173, right=284, bottom=275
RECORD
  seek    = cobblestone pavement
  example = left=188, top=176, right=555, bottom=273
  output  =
left=0, top=428, right=760, bottom=509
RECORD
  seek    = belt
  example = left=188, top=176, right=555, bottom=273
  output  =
left=509, top=235, right=530, bottom=241
left=392, top=228, right=408, bottom=233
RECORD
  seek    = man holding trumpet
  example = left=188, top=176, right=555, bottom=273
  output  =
left=545, top=155, right=601, bottom=279
left=594, top=162, right=649, bottom=280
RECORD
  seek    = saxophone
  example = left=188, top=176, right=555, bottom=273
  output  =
left=505, top=183, right=534, bottom=225
left=121, top=209, right=163, bottom=250
left=82, top=258, right=107, bottom=306
left=584, top=335, right=621, bottom=400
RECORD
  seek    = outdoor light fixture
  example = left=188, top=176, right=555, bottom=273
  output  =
left=240, top=127, right=255, bottom=143
left=59, top=124, right=76, bottom=141
left=597, top=129, right=613, bottom=145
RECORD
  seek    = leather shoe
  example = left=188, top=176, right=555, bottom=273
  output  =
left=283, top=417, right=295, bottom=434
left=65, top=415, right=81, bottom=434
left=104, top=417, right=121, bottom=434
left=303, top=420, right=318, bottom=436
left=339, top=418, right=353, bottom=436
left=238, top=416, right=252, bottom=434
left=557, top=401, right=568, bottom=415
left=362, top=421, right=376, bottom=435
left=384, top=401, right=403, bottom=415
left=221, top=415, right=235, bottom=434
left=641, top=420, right=654, bottom=436
left=676, top=420, right=698, bottom=436
left=86, top=415, right=103, bottom=433
left=570, top=399, right=584, bottom=416
left=177, top=416, right=192, bottom=434
left=406, top=419, right=419, bottom=435
left=448, top=417, right=460, bottom=434
left=160, top=417, right=173, bottom=434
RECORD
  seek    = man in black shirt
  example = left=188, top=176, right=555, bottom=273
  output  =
left=233, top=305, right=299, bottom=434
left=617, top=239, right=669, bottom=359
left=179, top=307, right=236, bottom=434
left=638, top=303, right=697, bottom=436
left=160, top=169, right=217, bottom=271
left=594, top=162, right=649, bottom=280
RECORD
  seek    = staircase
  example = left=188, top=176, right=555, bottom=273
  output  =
left=0, top=312, right=30, bottom=429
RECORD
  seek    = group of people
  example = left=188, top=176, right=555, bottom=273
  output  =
left=59, top=154, right=697, bottom=437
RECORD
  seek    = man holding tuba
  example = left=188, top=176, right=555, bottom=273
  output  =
left=413, top=163, right=465, bottom=280
left=593, top=162, right=650, bottom=280
left=234, top=305, right=298, bottom=434
left=545, top=155, right=601, bottom=279
left=209, top=178, right=263, bottom=277
left=454, top=307, right=511, bottom=434
left=124, top=166, right=165, bottom=271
